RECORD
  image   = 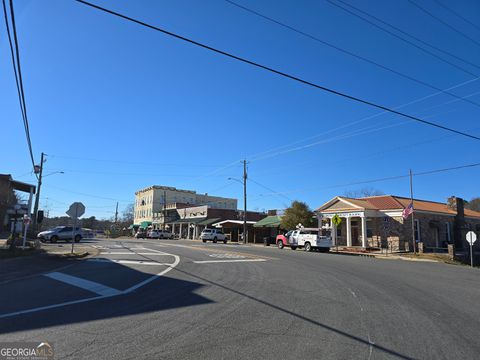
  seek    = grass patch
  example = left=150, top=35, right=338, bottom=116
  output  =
left=401, top=253, right=461, bottom=265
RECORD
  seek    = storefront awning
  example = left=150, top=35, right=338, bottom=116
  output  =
left=197, top=218, right=221, bottom=226
left=253, top=215, right=282, bottom=228
left=139, top=221, right=152, bottom=229
left=168, top=218, right=206, bottom=224
left=127, top=224, right=140, bottom=230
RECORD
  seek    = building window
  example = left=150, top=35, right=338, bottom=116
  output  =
left=336, top=228, right=341, bottom=237
left=414, top=219, right=421, bottom=241
left=444, top=222, right=451, bottom=244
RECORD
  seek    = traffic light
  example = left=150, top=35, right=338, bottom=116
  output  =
left=37, top=210, right=44, bottom=224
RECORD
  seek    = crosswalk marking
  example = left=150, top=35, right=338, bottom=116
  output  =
left=193, top=259, right=267, bottom=264
left=87, top=258, right=170, bottom=266
left=44, top=272, right=121, bottom=296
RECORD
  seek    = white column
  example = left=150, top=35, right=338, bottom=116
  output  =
left=346, top=217, right=352, bottom=247
left=27, top=187, right=34, bottom=217
left=179, top=223, right=183, bottom=239
left=361, top=215, right=367, bottom=248
left=331, top=221, right=337, bottom=246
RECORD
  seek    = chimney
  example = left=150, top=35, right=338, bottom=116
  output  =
left=451, top=196, right=466, bottom=248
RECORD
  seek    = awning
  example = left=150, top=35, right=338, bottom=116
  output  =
left=127, top=224, right=140, bottom=230
left=168, top=218, right=206, bottom=224
left=197, top=218, right=221, bottom=226
left=254, top=215, right=282, bottom=228
left=212, top=220, right=257, bottom=228
left=139, top=221, right=152, bottom=229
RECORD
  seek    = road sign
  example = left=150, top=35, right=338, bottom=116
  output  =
left=332, top=214, right=342, bottom=227
left=466, top=231, right=477, bottom=268
left=466, top=231, right=477, bottom=245
left=66, top=202, right=85, bottom=219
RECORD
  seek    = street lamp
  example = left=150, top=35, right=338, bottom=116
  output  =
left=32, top=153, right=64, bottom=232
left=228, top=172, right=247, bottom=244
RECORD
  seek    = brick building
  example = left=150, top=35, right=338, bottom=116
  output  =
left=317, top=195, right=480, bottom=251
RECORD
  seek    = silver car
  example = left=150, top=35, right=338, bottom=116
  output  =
left=37, top=226, right=83, bottom=243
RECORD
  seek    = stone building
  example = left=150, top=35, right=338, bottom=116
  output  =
left=317, top=195, right=480, bottom=251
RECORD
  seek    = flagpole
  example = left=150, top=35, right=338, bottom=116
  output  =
left=410, top=169, right=416, bottom=255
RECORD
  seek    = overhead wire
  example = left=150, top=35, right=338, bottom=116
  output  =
left=226, top=0, right=480, bottom=108
left=407, top=0, right=480, bottom=48
left=433, top=0, right=480, bottom=33
left=327, top=0, right=480, bottom=79
left=2, top=0, right=36, bottom=172
left=74, top=0, right=480, bottom=142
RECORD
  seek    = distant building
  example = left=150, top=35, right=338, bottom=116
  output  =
left=317, top=195, right=480, bottom=251
left=133, top=185, right=237, bottom=227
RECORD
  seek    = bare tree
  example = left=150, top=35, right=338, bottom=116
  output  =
left=343, top=187, right=384, bottom=198
left=122, top=203, right=134, bottom=223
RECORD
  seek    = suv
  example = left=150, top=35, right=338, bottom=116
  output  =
left=37, top=226, right=83, bottom=243
left=200, top=228, right=227, bottom=243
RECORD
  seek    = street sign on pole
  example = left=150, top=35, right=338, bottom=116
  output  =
left=466, top=231, right=477, bottom=268
left=332, top=214, right=342, bottom=227
left=66, top=202, right=85, bottom=254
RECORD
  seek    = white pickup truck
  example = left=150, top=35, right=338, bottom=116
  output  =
left=281, top=228, right=331, bottom=252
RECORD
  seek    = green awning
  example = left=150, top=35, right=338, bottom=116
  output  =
left=139, top=221, right=152, bottom=229
left=253, top=215, right=282, bottom=228
left=197, top=218, right=221, bottom=226
left=128, top=224, right=140, bottom=230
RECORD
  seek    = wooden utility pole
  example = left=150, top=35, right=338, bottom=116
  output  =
left=32, top=152, right=44, bottom=231
left=243, top=159, right=247, bottom=244
left=114, top=202, right=118, bottom=223
left=410, top=169, right=416, bottom=255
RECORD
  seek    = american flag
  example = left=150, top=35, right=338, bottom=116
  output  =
left=402, top=202, right=414, bottom=219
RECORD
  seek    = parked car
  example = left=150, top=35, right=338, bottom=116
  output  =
left=37, top=226, right=83, bottom=243
left=134, top=231, right=146, bottom=239
left=147, top=230, right=174, bottom=239
left=276, top=228, right=331, bottom=252
left=200, top=228, right=227, bottom=243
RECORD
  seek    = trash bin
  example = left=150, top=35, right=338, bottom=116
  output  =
left=263, top=237, right=270, bottom=246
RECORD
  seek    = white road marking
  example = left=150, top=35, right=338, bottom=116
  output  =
left=209, top=253, right=245, bottom=259
left=44, top=272, right=121, bottom=296
left=0, top=250, right=180, bottom=319
left=99, top=252, right=166, bottom=255
left=87, top=259, right=171, bottom=266
left=193, top=259, right=267, bottom=264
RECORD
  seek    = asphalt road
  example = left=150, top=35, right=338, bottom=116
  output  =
left=0, top=238, right=479, bottom=359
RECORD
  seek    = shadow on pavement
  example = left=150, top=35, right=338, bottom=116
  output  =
left=0, top=259, right=212, bottom=334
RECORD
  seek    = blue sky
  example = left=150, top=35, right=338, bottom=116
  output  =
left=2, top=0, right=480, bottom=219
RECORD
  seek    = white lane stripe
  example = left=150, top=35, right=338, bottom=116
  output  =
left=44, top=272, right=121, bottom=296
left=99, top=252, right=167, bottom=255
left=0, top=251, right=180, bottom=319
left=87, top=259, right=171, bottom=266
left=193, top=259, right=267, bottom=264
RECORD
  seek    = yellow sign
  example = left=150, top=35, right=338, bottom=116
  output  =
left=332, top=214, right=342, bottom=226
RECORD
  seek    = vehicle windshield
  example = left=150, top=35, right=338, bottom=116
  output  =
left=202, top=229, right=212, bottom=233
left=285, top=230, right=293, bottom=237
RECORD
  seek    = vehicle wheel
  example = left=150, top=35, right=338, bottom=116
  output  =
left=213, top=237, right=217, bottom=243
left=223, top=239, right=227, bottom=244
left=50, top=236, right=58, bottom=243
left=277, top=241, right=284, bottom=249
left=202, top=239, right=206, bottom=243
left=304, top=242, right=312, bottom=252
left=74, top=235, right=82, bottom=243
left=290, top=246, right=297, bottom=250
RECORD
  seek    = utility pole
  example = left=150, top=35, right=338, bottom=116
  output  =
left=410, top=169, right=416, bottom=255
left=243, top=159, right=247, bottom=244
left=163, top=190, right=167, bottom=231
left=114, top=202, right=118, bottom=223
left=32, top=152, right=44, bottom=232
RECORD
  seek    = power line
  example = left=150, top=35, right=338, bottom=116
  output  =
left=226, top=0, right=480, bottom=109
left=433, top=0, right=480, bottom=33
left=249, top=177, right=292, bottom=203
left=253, top=161, right=480, bottom=198
left=328, top=0, right=480, bottom=78
left=247, top=76, right=479, bottom=161
left=74, top=0, right=480, bottom=142
left=407, top=0, right=480, bottom=48
left=2, top=0, right=36, bottom=171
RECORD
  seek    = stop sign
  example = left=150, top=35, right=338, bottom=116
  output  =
left=66, top=202, right=85, bottom=219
